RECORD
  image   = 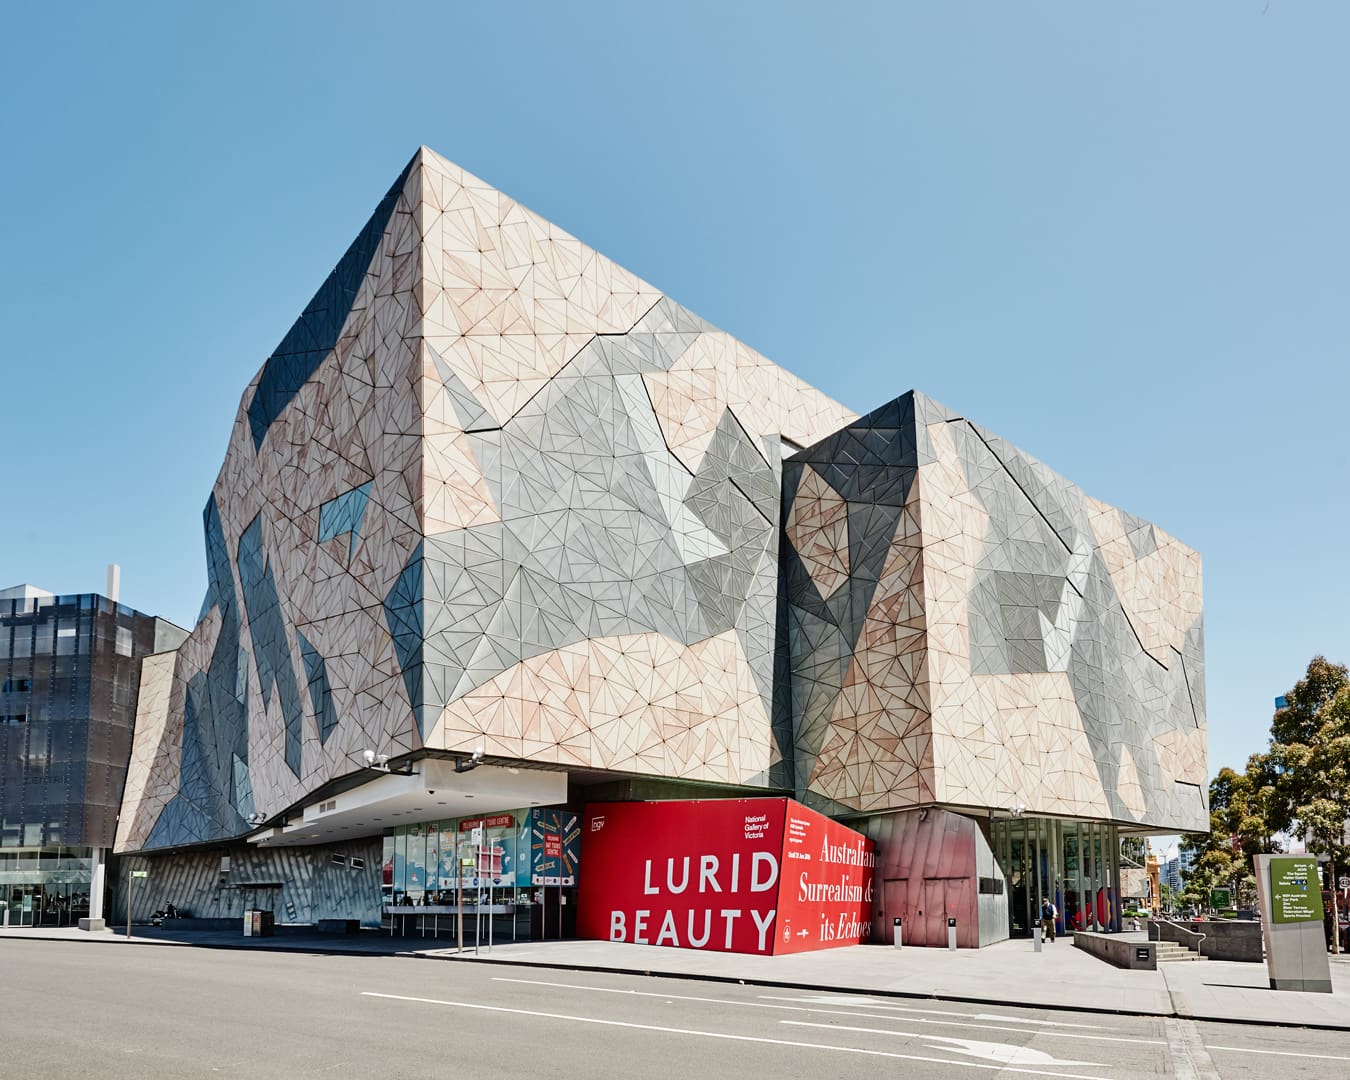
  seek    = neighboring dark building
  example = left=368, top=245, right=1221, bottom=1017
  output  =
left=1, top=584, right=185, bottom=927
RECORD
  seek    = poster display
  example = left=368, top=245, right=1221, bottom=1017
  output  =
left=577, top=798, right=873, bottom=955
left=386, top=807, right=580, bottom=904
left=531, top=809, right=579, bottom=885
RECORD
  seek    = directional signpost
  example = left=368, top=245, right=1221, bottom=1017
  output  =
left=1254, top=854, right=1331, bottom=992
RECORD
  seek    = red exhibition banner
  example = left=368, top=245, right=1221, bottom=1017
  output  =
left=577, top=798, right=874, bottom=955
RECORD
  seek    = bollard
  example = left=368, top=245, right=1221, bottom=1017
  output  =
left=1033, top=926, right=1042, bottom=952
left=947, top=916, right=957, bottom=951
left=893, top=916, right=903, bottom=949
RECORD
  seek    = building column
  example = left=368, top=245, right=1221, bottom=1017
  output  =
left=81, top=847, right=107, bottom=931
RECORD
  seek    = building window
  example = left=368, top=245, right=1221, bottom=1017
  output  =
left=114, top=626, right=133, bottom=657
left=2, top=677, right=31, bottom=693
left=56, top=626, right=77, bottom=656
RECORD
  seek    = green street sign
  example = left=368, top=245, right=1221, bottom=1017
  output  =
left=1269, top=856, right=1320, bottom=925
left=131, top=870, right=148, bottom=879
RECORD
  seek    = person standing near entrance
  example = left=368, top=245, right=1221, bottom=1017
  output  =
left=1040, top=898, right=1057, bottom=942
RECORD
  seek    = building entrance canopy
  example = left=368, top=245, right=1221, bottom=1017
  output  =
left=247, top=760, right=565, bottom=848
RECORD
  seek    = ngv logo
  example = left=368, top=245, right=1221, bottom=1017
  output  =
left=591, top=816, right=606, bottom=832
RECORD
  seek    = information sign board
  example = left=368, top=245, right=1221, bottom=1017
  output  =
left=1269, top=856, right=1320, bottom=925
left=1210, top=887, right=1231, bottom=908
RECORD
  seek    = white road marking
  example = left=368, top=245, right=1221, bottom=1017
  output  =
left=782, top=1022, right=1111, bottom=1068
left=362, top=991, right=1113, bottom=1079
left=489, top=977, right=1153, bottom=1044
left=760, top=994, right=1117, bottom=1029
left=1207, top=1045, right=1350, bottom=1062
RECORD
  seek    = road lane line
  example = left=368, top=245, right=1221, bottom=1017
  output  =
left=490, top=977, right=1158, bottom=1045
left=1207, top=1045, right=1350, bottom=1062
left=781, top=1022, right=1112, bottom=1069
left=360, top=991, right=1114, bottom=1079
left=761, top=993, right=1117, bottom=1031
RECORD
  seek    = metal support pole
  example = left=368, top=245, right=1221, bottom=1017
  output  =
left=125, top=872, right=132, bottom=941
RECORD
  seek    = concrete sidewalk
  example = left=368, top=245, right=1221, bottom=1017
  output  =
left=5, top=924, right=1348, bottom=1030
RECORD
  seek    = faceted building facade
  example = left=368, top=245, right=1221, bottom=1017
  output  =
left=113, top=147, right=1205, bottom=945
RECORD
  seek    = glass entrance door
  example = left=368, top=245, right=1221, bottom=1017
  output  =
left=11, top=886, right=37, bottom=927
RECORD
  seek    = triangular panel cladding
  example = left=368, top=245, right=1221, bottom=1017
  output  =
left=120, top=145, right=1206, bottom=854
left=782, top=391, right=930, bottom=814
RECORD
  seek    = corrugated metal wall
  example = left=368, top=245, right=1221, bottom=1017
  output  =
left=113, top=838, right=381, bottom=927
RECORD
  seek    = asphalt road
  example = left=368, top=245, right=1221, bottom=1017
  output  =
left=2, top=940, right=1348, bottom=1078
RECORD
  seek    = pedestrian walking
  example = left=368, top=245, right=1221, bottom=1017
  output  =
left=1040, top=898, right=1057, bottom=942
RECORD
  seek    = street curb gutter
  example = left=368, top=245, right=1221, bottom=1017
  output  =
left=408, top=950, right=1350, bottom=1034
left=5, top=933, right=1348, bottom=1033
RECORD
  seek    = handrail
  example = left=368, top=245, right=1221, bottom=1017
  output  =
left=1147, top=917, right=1207, bottom=953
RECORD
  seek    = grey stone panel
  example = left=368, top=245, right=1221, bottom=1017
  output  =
left=418, top=301, right=785, bottom=745
left=1183, top=620, right=1206, bottom=724
left=1120, top=510, right=1159, bottom=559
left=965, top=421, right=1090, bottom=556
left=297, top=630, right=338, bottom=744
left=238, top=514, right=306, bottom=777
left=910, top=390, right=961, bottom=466
left=623, top=296, right=715, bottom=370
left=699, top=409, right=780, bottom=523
left=383, top=543, right=425, bottom=736
left=430, top=346, right=497, bottom=431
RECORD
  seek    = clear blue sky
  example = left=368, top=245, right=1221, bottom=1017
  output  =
left=2, top=2, right=1344, bottom=778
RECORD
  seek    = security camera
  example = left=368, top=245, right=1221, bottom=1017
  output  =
left=362, top=749, right=376, bottom=766
left=471, top=746, right=484, bottom=763
left=376, top=753, right=390, bottom=767
left=428, top=790, right=436, bottom=796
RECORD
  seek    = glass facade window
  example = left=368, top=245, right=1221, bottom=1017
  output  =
left=991, top=817, right=1122, bottom=937
left=0, top=844, right=95, bottom=927
left=1, top=592, right=169, bottom=850
left=385, top=808, right=579, bottom=909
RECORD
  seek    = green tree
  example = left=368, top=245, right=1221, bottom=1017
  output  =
left=1268, top=656, right=1350, bottom=952
left=1179, top=755, right=1280, bottom=912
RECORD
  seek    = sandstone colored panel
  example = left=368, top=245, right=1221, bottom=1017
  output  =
left=1085, top=496, right=1203, bottom=667
left=116, top=650, right=182, bottom=851
left=786, top=465, right=850, bottom=601
left=428, top=630, right=769, bottom=784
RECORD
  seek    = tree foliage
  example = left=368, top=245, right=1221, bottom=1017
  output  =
left=1177, top=655, right=1350, bottom=914
left=1179, top=755, right=1280, bottom=910
left=1268, top=656, right=1350, bottom=880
